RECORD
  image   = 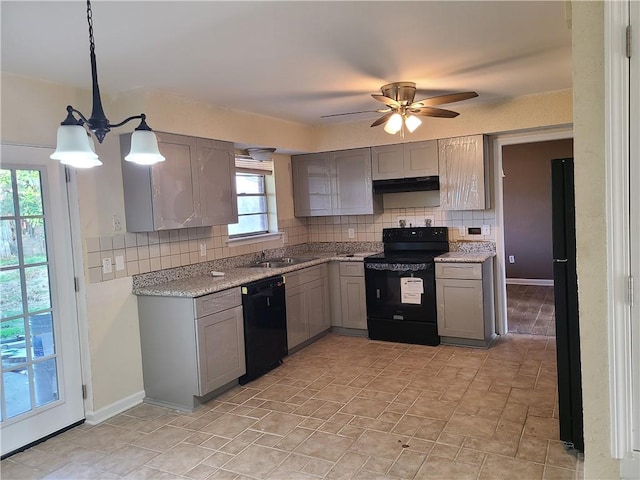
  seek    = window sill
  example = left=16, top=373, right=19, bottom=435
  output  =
left=226, top=232, right=282, bottom=247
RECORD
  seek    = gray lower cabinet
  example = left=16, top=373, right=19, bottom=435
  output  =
left=330, top=262, right=367, bottom=331
left=137, top=288, right=245, bottom=411
left=121, top=132, right=237, bottom=231
left=284, top=264, right=330, bottom=352
left=435, top=261, right=495, bottom=347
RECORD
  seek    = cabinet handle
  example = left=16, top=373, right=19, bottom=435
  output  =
left=376, top=289, right=381, bottom=299
left=267, top=297, right=271, bottom=307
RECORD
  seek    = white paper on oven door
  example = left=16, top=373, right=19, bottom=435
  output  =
left=400, top=277, right=423, bottom=304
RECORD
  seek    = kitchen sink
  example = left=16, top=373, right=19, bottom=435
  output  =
left=249, top=257, right=317, bottom=268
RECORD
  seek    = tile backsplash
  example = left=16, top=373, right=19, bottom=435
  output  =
left=86, top=207, right=495, bottom=284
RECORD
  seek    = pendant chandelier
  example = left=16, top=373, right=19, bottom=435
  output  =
left=50, top=0, right=164, bottom=168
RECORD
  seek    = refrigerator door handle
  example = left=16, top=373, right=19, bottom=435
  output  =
left=554, top=259, right=569, bottom=263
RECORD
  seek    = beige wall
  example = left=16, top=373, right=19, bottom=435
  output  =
left=571, top=2, right=619, bottom=478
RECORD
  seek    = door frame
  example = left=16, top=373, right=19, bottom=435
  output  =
left=606, top=0, right=638, bottom=472
left=491, top=126, right=573, bottom=335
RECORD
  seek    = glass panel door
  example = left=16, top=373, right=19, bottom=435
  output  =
left=1, top=168, right=59, bottom=419
left=0, top=145, right=83, bottom=457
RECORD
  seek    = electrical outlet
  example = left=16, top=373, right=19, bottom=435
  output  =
left=458, top=226, right=466, bottom=237
left=199, top=243, right=207, bottom=257
left=482, top=224, right=491, bottom=236
left=112, top=214, right=122, bottom=232
left=282, top=231, right=288, bottom=244
left=102, top=257, right=113, bottom=274
left=348, top=228, right=355, bottom=239
left=115, top=255, right=125, bottom=271
left=509, top=255, right=515, bottom=264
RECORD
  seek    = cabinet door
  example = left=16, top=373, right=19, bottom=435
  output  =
left=308, top=277, right=330, bottom=337
left=371, top=144, right=404, bottom=180
left=340, top=276, right=367, bottom=329
left=195, top=305, right=245, bottom=396
left=438, top=135, right=487, bottom=210
left=292, top=153, right=333, bottom=216
left=153, top=133, right=200, bottom=229
left=332, top=148, right=375, bottom=215
left=403, top=141, right=438, bottom=177
left=285, top=284, right=308, bottom=350
left=196, top=138, right=238, bottom=226
left=436, top=278, right=484, bottom=339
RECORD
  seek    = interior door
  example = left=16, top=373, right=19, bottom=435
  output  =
left=0, top=144, right=84, bottom=456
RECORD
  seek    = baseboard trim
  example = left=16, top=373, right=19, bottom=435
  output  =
left=84, top=390, right=145, bottom=425
left=506, top=278, right=554, bottom=286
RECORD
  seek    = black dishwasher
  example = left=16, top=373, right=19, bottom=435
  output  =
left=239, top=275, right=287, bottom=385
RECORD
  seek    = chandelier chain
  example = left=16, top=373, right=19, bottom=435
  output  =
left=86, top=0, right=95, bottom=55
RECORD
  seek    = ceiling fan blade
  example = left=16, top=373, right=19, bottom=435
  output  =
left=370, top=111, right=394, bottom=127
left=371, top=94, right=400, bottom=108
left=320, top=110, right=387, bottom=118
left=410, top=91, right=478, bottom=108
left=321, top=109, right=389, bottom=118
left=410, top=107, right=460, bottom=118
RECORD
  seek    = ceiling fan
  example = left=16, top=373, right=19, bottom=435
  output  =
left=323, top=82, right=478, bottom=137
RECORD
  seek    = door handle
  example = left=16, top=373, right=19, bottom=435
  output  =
left=553, top=259, right=568, bottom=263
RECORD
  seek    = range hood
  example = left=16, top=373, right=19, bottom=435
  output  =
left=372, top=176, right=439, bottom=194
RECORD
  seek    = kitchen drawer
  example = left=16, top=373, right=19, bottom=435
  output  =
left=283, top=270, right=301, bottom=288
left=339, top=262, right=364, bottom=277
left=298, top=264, right=327, bottom=285
left=195, top=287, right=241, bottom=318
left=436, top=262, right=482, bottom=280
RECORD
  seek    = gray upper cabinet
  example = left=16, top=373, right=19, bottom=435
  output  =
left=120, top=132, right=237, bottom=231
left=438, top=134, right=489, bottom=210
left=371, top=141, right=439, bottom=180
left=292, top=148, right=380, bottom=217
left=196, top=138, right=238, bottom=226
left=292, top=152, right=333, bottom=217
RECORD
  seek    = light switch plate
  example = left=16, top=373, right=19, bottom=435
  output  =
left=348, top=228, right=355, bottom=239
left=199, top=243, right=207, bottom=257
left=115, top=255, right=125, bottom=271
left=458, top=226, right=466, bottom=237
left=482, top=224, right=491, bottom=235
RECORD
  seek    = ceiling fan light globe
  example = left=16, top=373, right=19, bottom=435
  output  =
left=405, top=115, right=422, bottom=133
left=384, top=113, right=403, bottom=134
left=50, top=125, right=101, bottom=168
left=125, top=130, right=166, bottom=165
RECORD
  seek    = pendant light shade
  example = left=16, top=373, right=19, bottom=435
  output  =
left=384, top=113, right=403, bottom=134
left=124, top=130, right=165, bottom=165
left=50, top=124, right=103, bottom=168
left=405, top=115, right=422, bottom=133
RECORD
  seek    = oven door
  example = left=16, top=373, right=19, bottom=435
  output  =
left=364, top=262, right=436, bottom=323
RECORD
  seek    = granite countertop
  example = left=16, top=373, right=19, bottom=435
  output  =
left=133, top=251, right=380, bottom=298
left=435, top=251, right=496, bottom=263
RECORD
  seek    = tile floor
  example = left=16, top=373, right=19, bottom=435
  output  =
left=2, top=331, right=583, bottom=480
left=507, top=285, right=556, bottom=336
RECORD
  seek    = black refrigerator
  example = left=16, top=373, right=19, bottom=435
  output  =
left=551, top=158, right=584, bottom=452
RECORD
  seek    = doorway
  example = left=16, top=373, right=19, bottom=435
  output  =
left=492, top=127, right=573, bottom=334
left=0, top=144, right=84, bottom=457
left=502, top=139, right=573, bottom=334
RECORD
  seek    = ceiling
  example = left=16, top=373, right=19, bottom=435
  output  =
left=1, top=1, right=572, bottom=126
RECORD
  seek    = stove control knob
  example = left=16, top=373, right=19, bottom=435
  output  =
left=418, top=231, right=424, bottom=237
